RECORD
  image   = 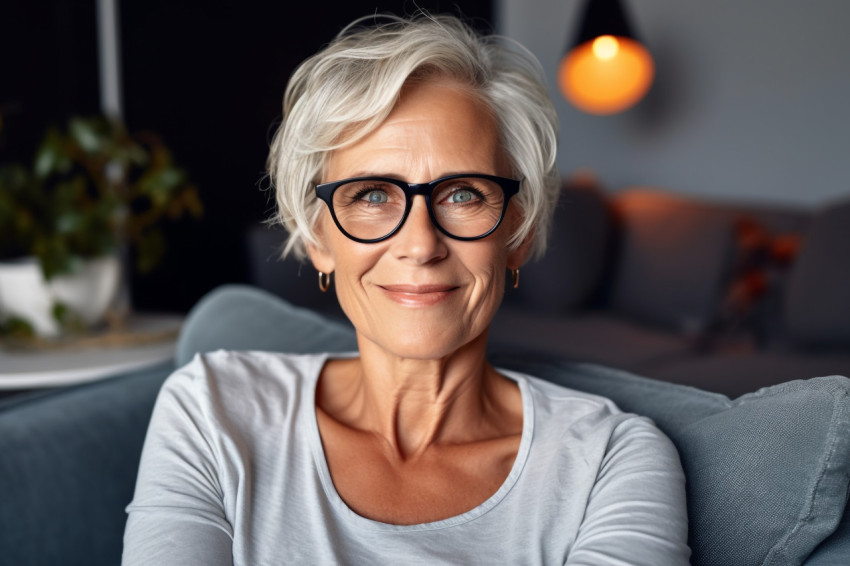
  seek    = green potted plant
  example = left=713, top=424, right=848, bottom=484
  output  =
left=0, top=116, right=202, bottom=338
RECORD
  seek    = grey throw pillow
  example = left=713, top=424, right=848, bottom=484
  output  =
left=785, top=199, right=850, bottom=347
left=494, top=355, right=850, bottom=566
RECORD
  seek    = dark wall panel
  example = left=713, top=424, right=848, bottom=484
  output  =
left=0, top=0, right=100, bottom=163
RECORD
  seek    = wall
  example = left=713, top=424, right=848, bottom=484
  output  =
left=496, top=0, right=850, bottom=206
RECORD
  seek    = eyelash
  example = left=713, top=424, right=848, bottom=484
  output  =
left=442, top=186, right=485, bottom=203
left=348, top=185, right=387, bottom=203
left=346, top=184, right=487, bottom=205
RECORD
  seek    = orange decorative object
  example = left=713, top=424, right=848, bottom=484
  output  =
left=559, top=35, right=655, bottom=115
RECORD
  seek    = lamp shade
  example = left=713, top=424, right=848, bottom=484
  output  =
left=559, top=0, right=655, bottom=115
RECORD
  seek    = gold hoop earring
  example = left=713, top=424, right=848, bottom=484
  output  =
left=510, top=268, right=520, bottom=289
left=318, top=271, right=331, bottom=293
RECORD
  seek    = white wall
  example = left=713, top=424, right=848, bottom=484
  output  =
left=496, top=0, right=850, bottom=206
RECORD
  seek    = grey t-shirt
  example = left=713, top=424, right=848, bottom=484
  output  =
left=123, top=351, right=690, bottom=565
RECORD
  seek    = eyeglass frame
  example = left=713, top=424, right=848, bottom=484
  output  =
left=314, top=173, right=521, bottom=244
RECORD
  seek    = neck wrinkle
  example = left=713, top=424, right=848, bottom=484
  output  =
left=353, top=332, right=495, bottom=460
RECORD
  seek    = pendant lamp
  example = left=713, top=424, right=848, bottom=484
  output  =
left=558, top=0, right=655, bottom=115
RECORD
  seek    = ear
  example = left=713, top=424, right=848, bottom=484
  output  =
left=306, top=217, right=336, bottom=273
left=306, top=245, right=334, bottom=273
left=507, top=229, right=535, bottom=270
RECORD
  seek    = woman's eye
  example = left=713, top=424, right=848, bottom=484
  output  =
left=446, top=189, right=478, bottom=204
left=360, top=190, right=389, bottom=203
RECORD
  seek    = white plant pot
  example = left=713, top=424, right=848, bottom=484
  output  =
left=0, top=255, right=121, bottom=337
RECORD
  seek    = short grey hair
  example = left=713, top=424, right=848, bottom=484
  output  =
left=267, top=13, right=559, bottom=261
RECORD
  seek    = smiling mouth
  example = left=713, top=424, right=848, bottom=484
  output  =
left=378, top=284, right=459, bottom=307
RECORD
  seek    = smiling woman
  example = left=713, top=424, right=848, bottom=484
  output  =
left=309, top=80, right=527, bottom=363
left=122, top=13, right=691, bottom=565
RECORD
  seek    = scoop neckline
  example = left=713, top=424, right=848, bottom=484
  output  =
left=305, top=352, right=535, bottom=532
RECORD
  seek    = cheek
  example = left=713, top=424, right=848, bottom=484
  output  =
left=326, top=239, right=383, bottom=306
left=466, top=245, right=510, bottom=305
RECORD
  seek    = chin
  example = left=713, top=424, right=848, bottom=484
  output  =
left=360, top=320, right=490, bottom=361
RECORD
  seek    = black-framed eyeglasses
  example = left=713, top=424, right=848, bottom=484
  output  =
left=315, top=173, right=520, bottom=243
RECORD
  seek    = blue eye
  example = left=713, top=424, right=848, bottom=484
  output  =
left=447, top=189, right=477, bottom=204
left=360, top=190, right=389, bottom=203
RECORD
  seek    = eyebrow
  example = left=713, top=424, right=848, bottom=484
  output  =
left=330, top=170, right=497, bottom=182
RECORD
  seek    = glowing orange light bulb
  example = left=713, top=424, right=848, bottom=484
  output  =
left=558, top=35, right=655, bottom=115
left=592, top=35, right=619, bottom=60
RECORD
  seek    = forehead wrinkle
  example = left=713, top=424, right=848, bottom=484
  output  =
left=379, top=121, right=499, bottom=175
left=326, top=81, right=503, bottom=183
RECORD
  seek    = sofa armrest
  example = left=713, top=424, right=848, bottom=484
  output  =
left=0, top=363, right=172, bottom=566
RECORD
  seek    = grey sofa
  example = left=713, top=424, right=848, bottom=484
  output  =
left=248, top=183, right=850, bottom=398
left=1, top=285, right=849, bottom=565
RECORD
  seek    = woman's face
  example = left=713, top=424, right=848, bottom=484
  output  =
left=308, top=79, right=530, bottom=360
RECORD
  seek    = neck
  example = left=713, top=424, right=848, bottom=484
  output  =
left=321, top=331, right=518, bottom=460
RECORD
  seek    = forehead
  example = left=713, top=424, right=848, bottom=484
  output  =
left=325, top=79, right=504, bottom=180
left=388, top=78, right=497, bottom=132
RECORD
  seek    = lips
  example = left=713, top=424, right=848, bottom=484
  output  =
left=378, top=284, right=459, bottom=307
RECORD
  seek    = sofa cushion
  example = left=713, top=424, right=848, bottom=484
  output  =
left=608, top=189, right=735, bottom=333
left=492, top=355, right=850, bottom=566
left=513, top=178, right=610, bottom=312
left=785, top=199, right=850, bottom=347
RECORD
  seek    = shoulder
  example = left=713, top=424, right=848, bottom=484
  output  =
left=156, top=350, right=330, bottom=428
left=504, top=367, right=625, bottom=424
left=505, top=368, right=679, bottom=464
left=496, top=369, right=689, bottom=563
left=167, top=350, right=326, bottom=391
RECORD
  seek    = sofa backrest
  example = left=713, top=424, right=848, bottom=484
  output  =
left=607, top=187, right=813, bottom=343
left=513, top=183, right=831, bottom=352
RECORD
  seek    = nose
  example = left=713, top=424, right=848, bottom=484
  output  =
left=390, top=195, right=448, bottom=264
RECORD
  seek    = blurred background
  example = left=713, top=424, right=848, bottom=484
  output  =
left=1, top=0, right=848, bottom=315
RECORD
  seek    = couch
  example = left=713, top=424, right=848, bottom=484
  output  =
left=1, top=285, right=849, bottom=565
left=247, top=181, right=850, bottom=398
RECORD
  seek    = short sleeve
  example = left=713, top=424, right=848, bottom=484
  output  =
left=567, top=416, right=691, bottom=565
left=122, top=359, right=234, bottom=566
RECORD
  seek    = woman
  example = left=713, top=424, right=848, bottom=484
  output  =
left=124, top=14, right=689, bottom=565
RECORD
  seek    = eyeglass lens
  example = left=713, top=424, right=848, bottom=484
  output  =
left=330, top=177, right=507, bottom=240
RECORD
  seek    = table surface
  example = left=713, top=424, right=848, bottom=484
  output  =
left=0, top=314, right=182, bottom=389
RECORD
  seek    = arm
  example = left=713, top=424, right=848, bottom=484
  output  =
left=567, top=417, right=691, bottom=566
left=123, top=364, right=234, bottom=566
